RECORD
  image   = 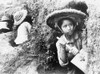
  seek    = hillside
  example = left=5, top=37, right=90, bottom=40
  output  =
left=0, top=0, right=100, bottom=74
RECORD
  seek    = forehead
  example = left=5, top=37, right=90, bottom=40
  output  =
left=62, top=19, right=73, bottom=26
left=63, top=19, right=73, bottom=23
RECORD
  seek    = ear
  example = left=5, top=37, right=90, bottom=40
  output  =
left=76, top=22, right=79, bottom=26
left=31, top=16, right=34, bottom=20
left=54, top=23, right=58, bottom=28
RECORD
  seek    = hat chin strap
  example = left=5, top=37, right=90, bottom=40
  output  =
left=55, top=23, right=64, bottom=33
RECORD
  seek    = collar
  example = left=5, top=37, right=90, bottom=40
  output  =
left=62, top=33, right=79, bottom=44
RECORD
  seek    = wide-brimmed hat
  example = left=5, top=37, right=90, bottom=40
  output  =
left=13, top=9, right=28, bottom=25
left=46, top=8, right=87, bottom=30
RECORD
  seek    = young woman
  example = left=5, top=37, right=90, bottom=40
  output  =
left=46, top=1, right=88, bottom=73
left=56, top=17, right=84, bottom=74
left=10, top=10, right=32, bottom=46
left=14, top=15, right=32, bottom=45
left=56, top=17, right=80, bottom=66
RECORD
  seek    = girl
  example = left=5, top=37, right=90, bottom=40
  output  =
left=56, top=17, right=80, bottom=66
left=46, top=1, right=88, bottom=73
left=14, top=15, right=32, bottom=45
left=10, top=10, right=32, bottom=46
left=56, top=17, right=84, bottom=74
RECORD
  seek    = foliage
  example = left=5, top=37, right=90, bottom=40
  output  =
left=2, top=0, right=100, bottom=74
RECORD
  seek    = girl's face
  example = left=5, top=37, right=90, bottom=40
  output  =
left=61, top=20, right=74, bottom=35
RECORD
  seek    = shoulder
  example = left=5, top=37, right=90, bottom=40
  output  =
left=21, top=22, right=30, bottom=25
left=21, top=22, right=31, bottom=27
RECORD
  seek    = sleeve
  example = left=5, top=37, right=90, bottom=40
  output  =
left=56, top=41, right=69, bottom=67
left=76, top=37, right=82, bottom=51
left=76, top=32, right=82, bottom=50
left=24, top=22, right=32, bottom=33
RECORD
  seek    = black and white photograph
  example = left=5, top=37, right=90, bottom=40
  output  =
left=0, top=0, right=99, bottom=74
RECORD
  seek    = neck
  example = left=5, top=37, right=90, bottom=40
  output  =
left=64, top=31, right=75, bottom=40
left=64, top=33, right=72, bottom=40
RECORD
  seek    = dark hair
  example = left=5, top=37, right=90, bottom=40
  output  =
left=67, top=1, right=88, bottom=16
left=57, top=17, right=76, bottom=28
left=23, top=15, right=32, bottom=24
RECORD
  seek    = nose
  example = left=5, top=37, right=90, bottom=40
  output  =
left=67, top=26, right=71, bottom=30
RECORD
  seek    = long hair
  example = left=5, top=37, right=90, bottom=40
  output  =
left=66, top=1, right=88, bottom=16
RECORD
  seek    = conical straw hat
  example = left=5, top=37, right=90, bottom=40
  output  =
left=13, top=10, right=28, bottom=25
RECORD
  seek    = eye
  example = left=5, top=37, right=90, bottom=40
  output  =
left=63, top=24, right=68, bottom=27
left=69, top=22, right=73, bottom=26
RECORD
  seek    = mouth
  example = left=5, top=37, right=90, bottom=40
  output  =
left=68, top=31, right=73, bottom=34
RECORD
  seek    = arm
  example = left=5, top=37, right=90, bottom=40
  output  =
left=56, top=41, right=69, bottom=67
left=66, top=44, right=79, bottom=55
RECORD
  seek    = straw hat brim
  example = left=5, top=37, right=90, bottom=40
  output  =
left=0, top=22, right=9, bottom=30
left=46, top=9, right=87, bottom=30
left=1, top=15, right=12, bottom=21
left=1, top=16, right=10, bottom=21
left=13, top=10, right=28, bottom=25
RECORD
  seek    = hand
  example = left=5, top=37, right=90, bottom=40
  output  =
left=66, top=44, right=79, bottom=55
left=65, top=44, right=71, bottom=52
left=56, top=36, right=66, bottom=44
left=69, top=47, right=79, bottom=55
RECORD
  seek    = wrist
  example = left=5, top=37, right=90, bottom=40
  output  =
left=69, top=48, right=79, bottom=55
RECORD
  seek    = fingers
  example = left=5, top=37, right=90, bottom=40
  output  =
left=66, top=44, right=79, bottom=55
left=69, top=48, right=79, bottom=55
